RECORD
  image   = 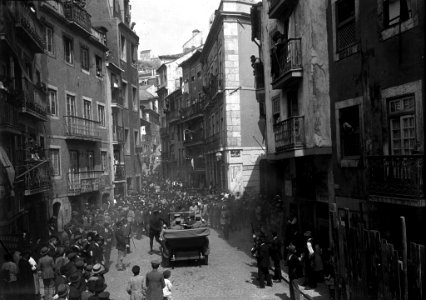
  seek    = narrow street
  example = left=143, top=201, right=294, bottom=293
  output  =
left=106, top=228, right=290, bottom=300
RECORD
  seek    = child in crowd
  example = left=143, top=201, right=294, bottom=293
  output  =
left=162, top=269, right=173, bottom=300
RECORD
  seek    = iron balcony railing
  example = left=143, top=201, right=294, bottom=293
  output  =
left=15, top=160, right=52, bottom=196
left=14, top=1, right=44, bottom=52
left=112, top=125, right=124, bottom=143
left=91, top=28, right=107, bottom=46
left=68, top=170, right=103, bottom=194
left=113, top=164, right=125, bottom=181
left=180, top=101, right=206, bottom=120
left=64, top=116, right=101, bottom=140
left=16, top=79, right=48, bottom=121
left=270, top=38, right=302, bottom=82
left=184, top=129, right=204, bottom=146
left=64, top=1, right=92, bottom=33
left=367, top=155, right=424, bottom=198
left=273, top=116, right=305, bottom=152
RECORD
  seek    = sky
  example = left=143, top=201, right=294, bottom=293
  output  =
left=131, top=0, right=222, bottom=57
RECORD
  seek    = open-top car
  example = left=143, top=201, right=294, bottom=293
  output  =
left=160, top=211, right=210, bottom=268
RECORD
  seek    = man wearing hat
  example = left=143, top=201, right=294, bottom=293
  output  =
left=62, top=252, right=78, bottom=277
left=114, top=221, right=127, bottom=271
left=69, top=272, right=85, bottom=299
left=170, top=218, right=183, bottom=230
left=148, top=211, right=163, bottom=254
left=302, top=231, right=316, bottom=288
left=287, top=242, right=302, bottom=300
left=56, top=283, right=70, bottom=300
left=38, top=246, right=55, bottom=300
left=170, top=213, right=181, bottom=227
left=191, top=214, right=204, bottom=228
left=145, top=260, right=165, bottom=300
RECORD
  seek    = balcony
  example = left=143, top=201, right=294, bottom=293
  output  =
left=367, top=155, right=424, bottom=205
left=167, top=109, right=180, bottom=123
left=0, top=90, right=21, bottom=134
left=205, top=132, right=221, bottom=149
left=16, top=80, right=48, bottom=121
left=184, top=129, right=205, bottom=147
left=14, top=2, right=44, bottom=52
left=180, top=101, right=205, bottom=122
left=15, top=160, right=51, bottom=196
left=270, top=38, right=302, bottom=90
left=68, top=171, right=103, bottom=195
left=91, top=28, right=107, bottom=46
left=113, top=164, right=125, bottom=182
left=64, top=116, right=102, bottom=142
left=268, top=0, right=299, bottom=19
left=273, top=116, right=305, bottom=152
left=112, top=125, right=124, bottom=144
left=64, top=1, right=92, bottom=33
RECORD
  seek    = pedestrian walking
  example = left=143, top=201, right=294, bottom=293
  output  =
left=302, top=231, right=316, bottom=289
left=114, top=221, right=127, bottom=271
left=256, top=234, right=273, bottom=288
left=148, top=210, right=163, bottom=253
left=287, top=243, right=302, bottom=300
left=126, top=265, right=146, bottom=300
left=145, top=260, right=165, bottom=300
left=18, top=250, right=36, bottom=300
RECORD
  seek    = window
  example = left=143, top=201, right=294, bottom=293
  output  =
left=122, top=82, right=128, bottom=108
left=95, top=55, right=102, bottom=77
left=101, top=151, right=108, bottom=172
left=98, top=104, right=105, bottom=127
left=69, top=150, right=79, bottom=172
left=383, top=0, right=411, bottom=27
left=132, top=86, right=137, bottom=111
left=80, top=46, right=89, bottom=71
left=63, top=36, right=74, bottom=64
left=134, top=131, right=139, bottom=151
left=120, top=35, right=127, bottom=61
left=287, top=90, right=298, bottom=117
left=47, top=89, right=57, bottom=116
left=211, top=114, right=215, bottom=136
left=83, top=99, right=91, bottom=119
left=45, top=26, right=54, bottom=55
left=339, top=105, right=361, bottom=157
left=87, top=151, right=95, bottom=171
left=131, top=43, right=137, bottom=64
left=66, top=94, right=76, bottom=116
left=388, top=95, right=416, bottom=154
left=335, top=0, right=357, bottom=52
left=49, top=149, right=60, bottom=176
left=124, top=129, right=130, bottom=154
left=272, top=96, right=280, bottom=124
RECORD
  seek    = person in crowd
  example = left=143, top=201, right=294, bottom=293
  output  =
left=1, top=253, right=19, bottom=300
left=145, top=260, right=165, bottom=300
left=148, top=210, right=164, bottom=254
left=170, top=218, right=183, bottom=230
left=18, top=250, right=36, bottom=300
left=38, top=246, right=56, bottom=300
left=115, top=221, right=128, bottom=271
left=256, top=234, right=273, bottom=288
left=162, top=269, right=173, bottom=300
left=270, top=231, right=283, bottom=282
left=314, top=243, right=324, bottom=285
left=287, top=243, right=302, bottom=300
left=56, top=283, right=70, bottom=300
left=191, top=214, right=205, bottom=228
left=126, top=265, right=146, bottom=300
left=302, top=231, right=316, bottom=289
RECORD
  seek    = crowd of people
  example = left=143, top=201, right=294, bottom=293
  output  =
left=0, top=174, right=335, bottom=300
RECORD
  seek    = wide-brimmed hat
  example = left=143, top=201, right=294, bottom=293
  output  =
left=92, top=263, right=105, bottom=275
left=40, top=247, right=49, bottom=256
left=57, top=283, right=69, bottom=298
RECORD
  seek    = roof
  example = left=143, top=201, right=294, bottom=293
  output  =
left=139, top=88, right=156, bottom=100
left=158, top=53, right=185, bottom=60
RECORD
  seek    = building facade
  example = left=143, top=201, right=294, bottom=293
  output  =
left=39, top=0, right=112, bottom=228
left=252, top=0, right=332, bottom=242
left=202, top=0, right=263, bottom=196
left=0, top=0, right=52, bottom=240
left=86, top=0, right=141, bottom=197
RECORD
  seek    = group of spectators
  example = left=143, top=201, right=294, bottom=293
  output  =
left=1, top=174, right=335, bottom=300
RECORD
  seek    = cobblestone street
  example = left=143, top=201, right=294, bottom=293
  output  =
left=106, top=229, right=290, bottom=300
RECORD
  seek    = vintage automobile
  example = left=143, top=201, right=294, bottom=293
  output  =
left=160, top=211, right=210, bottom=268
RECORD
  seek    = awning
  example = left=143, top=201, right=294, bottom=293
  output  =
left=0, top=146, right=15, bottom=188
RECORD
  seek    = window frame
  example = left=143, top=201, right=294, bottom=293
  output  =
left=80, top=45, right=90, bottom=72
left=49, top=148, right=61, bottom=177
left=47, top=87, right=58, bottom=117
left=95, top=55, right=103, bottom=77
left=45, top=25, right=54, bottom=55
left=63, top=35, right=74, bottom=65
left=97, top=103, right=106, bottom=127
left=120, top=34, right=127, bottom=62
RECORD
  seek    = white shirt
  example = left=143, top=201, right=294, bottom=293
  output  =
left=163, top=278, right=172, bottom=297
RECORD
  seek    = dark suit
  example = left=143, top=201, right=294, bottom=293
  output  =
left=38, top=255, right=55, bottom=299
left=270, top=236, right=283, bottom=280
left=145, top=269, right=165, bottom=300
left=257, top=242, right=272, bottom=288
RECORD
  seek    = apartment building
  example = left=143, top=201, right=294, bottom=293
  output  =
left=0, top=1, right=51, bottom=239
left=39, top=0, right=112, bottom=226
left=251, top=0, right=332, bottom=242
left=86, top=0, right=141, bottom=197
left=201, top=0, right=263, bottom=196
